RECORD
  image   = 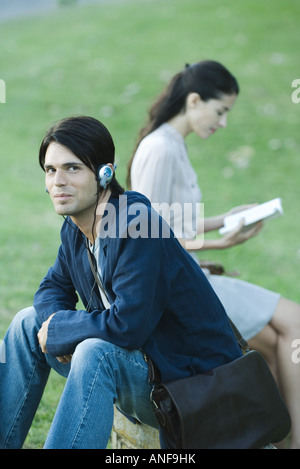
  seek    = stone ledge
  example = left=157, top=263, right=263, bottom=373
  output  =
left=110, top=408, right=160, bottom=449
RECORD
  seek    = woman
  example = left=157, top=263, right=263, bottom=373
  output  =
left=128, top=60, right=300, bottom=448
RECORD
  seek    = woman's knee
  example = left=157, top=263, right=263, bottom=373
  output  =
left=249, top=324, right=278, bottom=366
left=272, top=298, right=300, bottom=336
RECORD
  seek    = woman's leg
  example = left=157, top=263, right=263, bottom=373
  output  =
left=270, top=298, right=300, bottom=449
left=248, top=323, right=279, bottom=380
left=250, top=297, right=300, bottom=449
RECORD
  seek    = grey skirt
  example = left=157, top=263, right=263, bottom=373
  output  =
left=206, top=271, right=281, bottom=341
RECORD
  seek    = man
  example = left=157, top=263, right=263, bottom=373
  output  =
left=0, top=116, right=241, bottom=449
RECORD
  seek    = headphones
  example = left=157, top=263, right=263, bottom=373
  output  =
left=98, top=163, right=116, bottom=189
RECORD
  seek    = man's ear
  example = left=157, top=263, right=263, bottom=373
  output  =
left=186, top=92, right=201, bottom=109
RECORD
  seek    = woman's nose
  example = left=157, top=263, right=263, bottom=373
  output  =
left=219, top=114, right=228, bottom=128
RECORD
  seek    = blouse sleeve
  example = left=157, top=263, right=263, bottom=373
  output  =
left=131, top=136, right=174, bottom=206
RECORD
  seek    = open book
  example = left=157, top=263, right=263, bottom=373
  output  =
left=219, top=198, right=283, bottom=235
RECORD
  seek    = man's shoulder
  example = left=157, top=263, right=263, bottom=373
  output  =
left=109, top=191, right=152, bottom=213
left=119, top=190, right=151, bottom=205
left=102, top=191, right=165, bottom=241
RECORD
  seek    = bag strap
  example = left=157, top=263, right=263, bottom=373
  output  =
left=86, top=246, right=109, bottom=302
left=227, top=317, right=250, bottom=353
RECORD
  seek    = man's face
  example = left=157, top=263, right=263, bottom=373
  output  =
left=44, top=142, right=98, bottom=221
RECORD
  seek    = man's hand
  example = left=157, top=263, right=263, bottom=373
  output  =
left=37, top=314, right=72, bottom=364
left=56, top=355, right=72, bottom=364
left=37, top=313, right=55, bottom=353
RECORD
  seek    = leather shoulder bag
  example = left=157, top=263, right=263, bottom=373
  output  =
left=150, top=319, right=291, bottom=449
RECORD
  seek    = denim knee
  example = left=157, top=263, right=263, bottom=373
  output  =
left=70, top=338, right=139, bottom=385
left=13, top=306, right=39, bottom=325
left=71, top=338, right=116, bottom=368
left=9, top=307, right=40, bottom=338
left=5, top=307, right=42, bottom=355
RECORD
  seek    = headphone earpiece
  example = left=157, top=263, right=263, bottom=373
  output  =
left=98, top=164, right=116, bottom=189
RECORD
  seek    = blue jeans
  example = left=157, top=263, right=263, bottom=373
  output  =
left=0, top=307, right=159, bottom=449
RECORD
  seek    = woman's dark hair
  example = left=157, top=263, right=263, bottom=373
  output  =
left=126, top=60, right=239, bottom=188
left=39, top=115, right=124, bottom=196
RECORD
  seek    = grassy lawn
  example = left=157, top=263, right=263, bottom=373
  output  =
left=0, top=0, right=299, bottom=448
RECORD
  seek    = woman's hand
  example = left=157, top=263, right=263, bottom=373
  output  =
left=187, top=203, right=263, bottom=251
left=201, top=204, right=258, bottom=234
left=219, top=218, right=263, bottom=249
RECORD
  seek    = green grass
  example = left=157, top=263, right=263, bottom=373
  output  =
left=0, top=0, right=299, bottom=448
